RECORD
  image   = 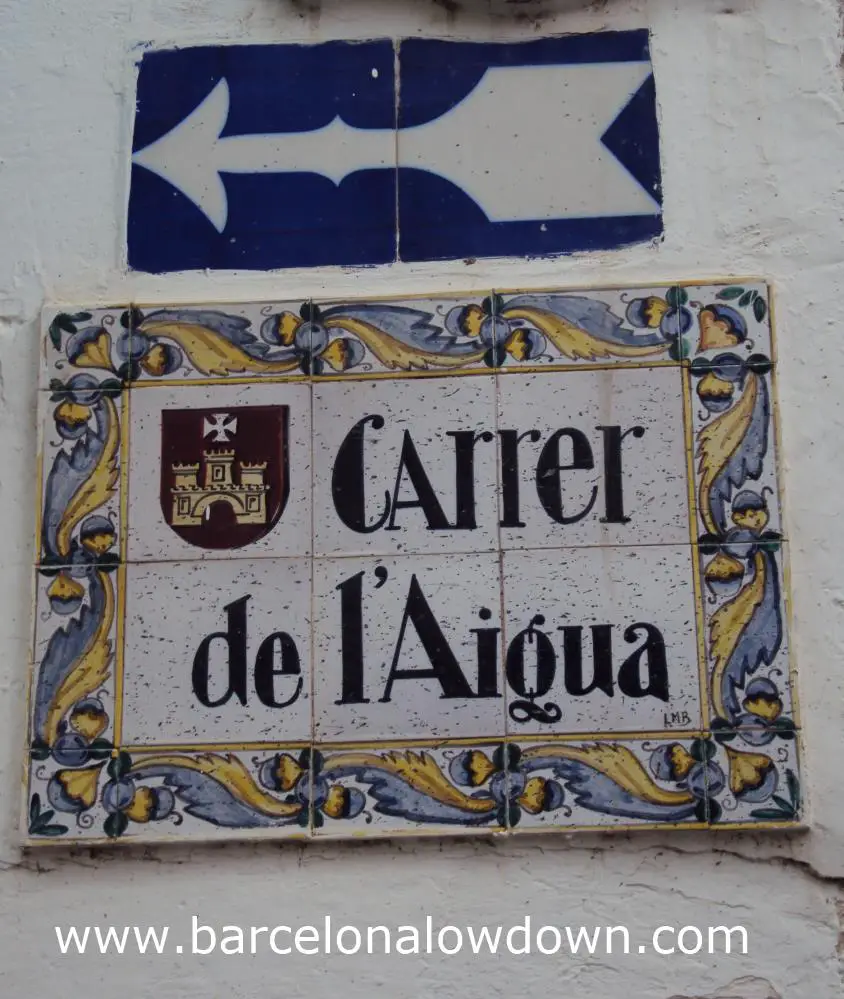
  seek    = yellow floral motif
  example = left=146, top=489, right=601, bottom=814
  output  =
left=320, top=338, right=358, bottom=372
left=697, top=370, right=734, bottom=403
left=640, top=296, right=670, bottom=328
left=464, top=750, right=498, bottom=787
left=725, top=747, right=775, bottom=796
left=56, top=765, right=102, bottom=810
left=69, top=702, right=109, bottom=740
left=276, top=312, right=302, bottom=346
left=130, top=753, right=302, bottom=819
left=139, top=320, right=299, bottom=377
left=140, top=343, right=174, bottom=377
left=124, top=786, right=155, bottom=823
left=45, top=570, right=114, bottom=744
left=269, top=753, right=304, bottom=792
left=54, top=400, right=91, bottom=430
left=732, top=505, right=769, bottom=533
left=322, top=786, right=350, bottom=819
left=709, top=551, right=767, bottom=721
left=326, top=317, right=486, bottom=371
left=71, top=331, right=113, bottom=371
left=46, top=572, right=85, bottom=605
left=457, top=305, right=485, bottom=338
left=324, top=750, right=497, bottom=814
left=81, top=527, right=116, bottom=555
left=742, top=693, right=782, bottom=722
left=704, top=551, right=745, bottom=585
left=502, top=306, right=670, bottom=361
left=518, top=777, right=550, bottom=814
left=667, top=744, right=696, bottom=780
left=503, top=328, right=532, bottom=361
left=520, top=743, right=696, bottom=807
left=55, top=396, right=120, bottom=558
left=698, top=306, right=744, bottom=351
left=696, top=373, right=759, bottom=537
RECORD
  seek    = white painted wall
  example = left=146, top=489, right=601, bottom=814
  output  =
left=2, top=0, right=844, bottom=995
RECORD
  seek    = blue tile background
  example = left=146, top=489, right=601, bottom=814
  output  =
left=129, top=40, right=397, bottom=272
left=396, top=33, right=661, bottom=262
left=128, top=31, right=662, bottom=273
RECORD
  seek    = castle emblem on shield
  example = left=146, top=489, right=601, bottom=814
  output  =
left=160, top=405, right=289, bottom=549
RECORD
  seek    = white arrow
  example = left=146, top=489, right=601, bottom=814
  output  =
left=133, top=62, right=658, bottom=234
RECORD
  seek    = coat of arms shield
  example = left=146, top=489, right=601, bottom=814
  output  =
left=160, top=405, right=289, bottom=549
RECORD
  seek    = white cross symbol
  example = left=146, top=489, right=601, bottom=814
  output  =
left=203, top=412, right=238, bottom=442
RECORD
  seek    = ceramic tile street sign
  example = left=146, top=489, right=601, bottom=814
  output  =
left=128, top=32, right=662, bottom=272
left=26, top=282, right=800, bottom=845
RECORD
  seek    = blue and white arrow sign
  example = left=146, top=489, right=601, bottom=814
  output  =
left=129, top=33, right=662, bottom=272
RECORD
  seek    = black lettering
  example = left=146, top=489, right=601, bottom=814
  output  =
left=506, top=617, right=556, bottom=698
left=505, top=615, right=562, bottom=725
left=192, top=595, right=249, bottom=708
left=447, top=430, right=494, bottom=529
left=336, top=570, right=370, bottom=704
left=498, top=429, right=541, bottom=528
left=617, top=623, right=669, bottom=701
left=381, top=575, right=475, bottom=701
left=598, top=425, right=645, bottom=524
left=470, top=607, right=501, bottom=698
left=254, top=632, right=303, bottom=708
left=332, top=415, right=390, bottom=533
left=386, top=432, right=451, bottom=531
left=561, top=624, right=614, bottom=696
left=535, top=428, right=598, bottom=525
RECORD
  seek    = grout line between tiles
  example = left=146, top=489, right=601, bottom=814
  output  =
left=26, top=389, right=49, bottom=767
left=119, top=387, right=131, bottom=563
left=82, top=541, right=720, bottom=569
left=114, top=387, right=131, bottom=747
left=49, top=538, right=733, bottom=573
left=681, top=363, right=709, bottom=733
left=113, top=563, right=128, bottom=746
left=124, top=741, right=311, bottom=754
left=491, top=328, right=511, bottom=787
left=307, top=326, right=316, bottom=832
left=393, top=38, right=400, bottom=265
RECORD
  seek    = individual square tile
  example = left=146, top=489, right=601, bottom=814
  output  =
left=312, top=741, right=506, bottom=837
left=308, top=293, right=499, bottom=376
left=313, top=554, right=506, bottom=743
left=704, top=728, right=802, bottom=828
left=24, top=747, right=311, bottom=843
left=496, top=365, right=689, bottom=550
left=502, top=546, right=702, bottom=737
left=313, top=374, right=498, bottom=557
left=490, top=286, right=685, bottom=369
left=30, top=566, right=121, bottom=748
left=28, top=565, right=120, bottom=834
left=397, top=34, right=661, bottom=263
left=506, top=736, right=710, bottom=831
left=24, top=754, right=112, bottom=843
left=684, top=281, right=774, bottom=364
left=129, top=41, right=398, bottom=272
left=40, top=305, right=130, bottom=391
left=698, top=541, right=796, bottom=737
left=686, top=350, right=784, bottom=543
left=128, top=301, right=311, bottom=382
left=121, top=558, right=311, bottom=746
left=36, top=386, right=125, bottom=568
left=126, top=380, right=311, bottom=561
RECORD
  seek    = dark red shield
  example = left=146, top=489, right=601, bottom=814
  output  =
left=160, top=405, right=288, bottom=550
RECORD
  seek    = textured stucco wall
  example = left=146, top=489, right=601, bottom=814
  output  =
left=2, top=0, right=844, bottom=996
